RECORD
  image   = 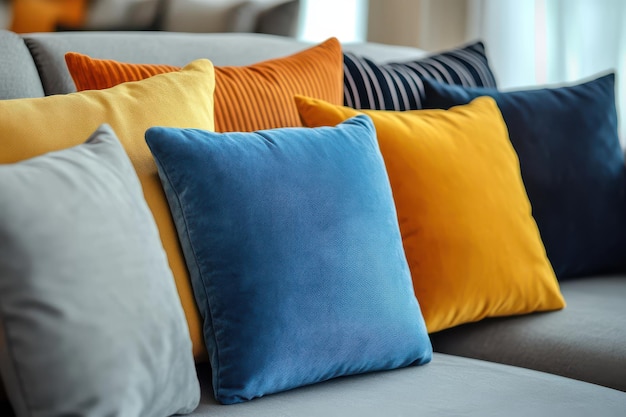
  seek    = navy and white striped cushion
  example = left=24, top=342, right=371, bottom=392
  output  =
left=343, top=41, right=497, bottom=110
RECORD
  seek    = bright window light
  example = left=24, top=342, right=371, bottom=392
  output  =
left=298, top=0, right=368, bottom=43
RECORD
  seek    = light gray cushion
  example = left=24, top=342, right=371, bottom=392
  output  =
left=0, top=30, right=44, bottom=99
left=0, top=124, right=199, bottom=416
left=430, top=275, right=626, bottom=391
left=186, top=353, right=626, bottom=417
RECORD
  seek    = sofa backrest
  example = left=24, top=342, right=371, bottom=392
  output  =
left=19, top=31, right=426, bottom=97
left=0, top=30, right=44, bottom=99
left=0, top=30, right=426, bottom=100
left=22, top=31, right=314, bottom=95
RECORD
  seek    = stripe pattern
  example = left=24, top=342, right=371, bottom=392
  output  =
left=343, top=41, right=497, bottom=110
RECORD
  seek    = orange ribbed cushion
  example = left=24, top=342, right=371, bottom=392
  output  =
left=65, top=38, right=344, bottom=132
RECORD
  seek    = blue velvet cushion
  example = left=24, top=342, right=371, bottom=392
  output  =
left=343, top=41, right=497, bottom=111
left=145, top=115, right=432, bottom=405
left=422, top=74, right=626, bottom=279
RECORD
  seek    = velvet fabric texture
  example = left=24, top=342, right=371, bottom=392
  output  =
left=0, top=125, right=199, bottom=416
left=145, top=116, right=432, bottom=404
left=343, top=41, right=497, bottom=111
left=421, top=74, right=626, bottom=278
left=0, top=59, right=215, bottom=361
left=65, top=37, right=344, bottom=132
left=295, top=96, right=565, bottom=333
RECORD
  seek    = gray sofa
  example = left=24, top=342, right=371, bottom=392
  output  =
left=1, top=29, right=625, bottom=416
left=1, top=0, right=300, bottom=35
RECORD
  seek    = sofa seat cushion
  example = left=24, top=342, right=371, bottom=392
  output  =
left=430, top=275, right=626, bottom=391
left=186, top=353, right=626, bottom=417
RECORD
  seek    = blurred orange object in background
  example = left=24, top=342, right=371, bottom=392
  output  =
left=10, top=0, right=87, bottom=33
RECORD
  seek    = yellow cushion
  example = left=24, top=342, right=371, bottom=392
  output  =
left=0, top=60, right=215, bottom=361
left=295, top=95, right=565, bottom=332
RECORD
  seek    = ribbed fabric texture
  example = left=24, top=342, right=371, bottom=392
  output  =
left=343, top=41, right=497, bottom=111
left=65, top=54, right=179, bottom=89
left=65, top=37, right=344, bottom=132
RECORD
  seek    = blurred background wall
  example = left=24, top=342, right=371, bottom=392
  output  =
left=1, top=0, right=301, bottom=36
left=1, top=0, right=624, bottom=140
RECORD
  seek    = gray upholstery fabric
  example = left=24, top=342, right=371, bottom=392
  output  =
left=0, top=125, right=200, bottom=416
left=22, top=31, right=426, bottom=96
left=186, top=353, right=626, bottom=417
left=23, top=32, right=311, bottom=95
left=0, top=30, right=44, bottom=99
left=430, top=275, right=626, bottom=391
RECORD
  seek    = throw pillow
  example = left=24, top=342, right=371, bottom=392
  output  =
left=421, top=74, right=626, bottom=278
left=343, top=41, right=497, bottom=110
left=0, top=124, right=199, bottom=416
left=65, top=37, right=343, bottom=132
left=295, top=95, right=566, bottom=333
left=0, top=59, right=215, bottom=361
left=144, top=115, right=433, bottom=404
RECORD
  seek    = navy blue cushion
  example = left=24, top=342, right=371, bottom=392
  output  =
left=422, top=74, right=626, bottom=279
left=145, top=115, right=432, bottom=404
left=343, top=41, right=497, bottom=111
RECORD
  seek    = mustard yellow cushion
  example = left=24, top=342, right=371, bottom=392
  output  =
left=0, top=60, right=215, bottom=361
left=295, top=95, right=565, bottom=332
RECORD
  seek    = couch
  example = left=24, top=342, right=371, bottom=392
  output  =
left=0, top=29, right=625, bottom=416
left=3, top=0, right=300, bottom=35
